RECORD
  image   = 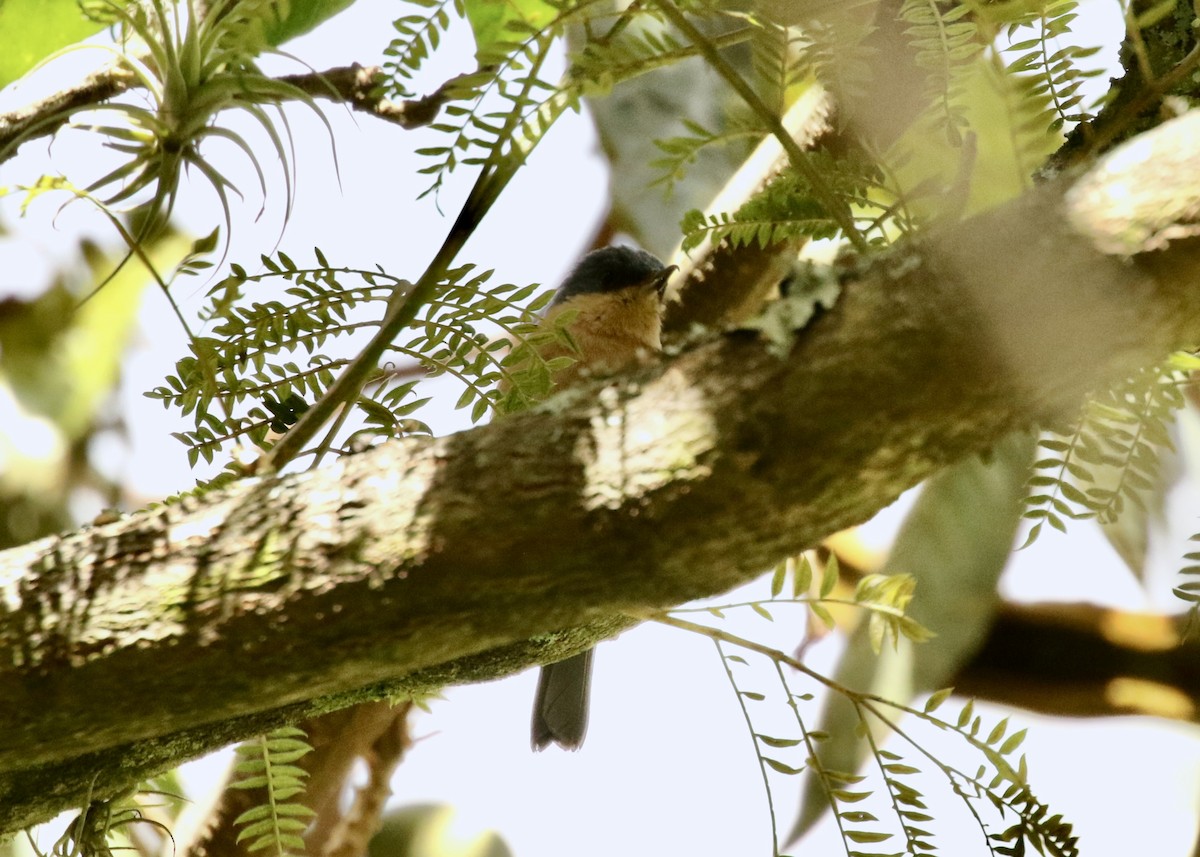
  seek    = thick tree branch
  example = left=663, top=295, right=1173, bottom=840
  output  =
left=4, top=111, right=1200, bottom=831
left=0, top=64, right=135, bottom=160
left=958, top=602, right=1200, bottom=721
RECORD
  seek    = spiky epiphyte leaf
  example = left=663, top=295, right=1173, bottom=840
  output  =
left=26, top=778, right=177, bottom=857
left=3, top=0, right=336, bottom=259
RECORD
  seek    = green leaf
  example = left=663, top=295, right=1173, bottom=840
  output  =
left=463, top=0, right=556, bottom=62
left=831, top=789, right=872, bottom=803
left=958, top=700, right=975, bottom=729
left=844, top=830, right=893, bottom=843
left=757, top=734, right=803, bottom=748
left=765, top=758, right=805, bottom=775
left=0, top=0, right=108, bottom=90
left=924, top=687, right=953, bottom=713
left=999, top=728, right=1027, bottom=755
left=794, top=555, right=814, bottom=597
left=771, top=560, right=787, bottom=597
left=819, top=553, right=839, bottom=598
left=809, top=602, right=835, bottom=629
left=263, top=0, right=357, bottom=46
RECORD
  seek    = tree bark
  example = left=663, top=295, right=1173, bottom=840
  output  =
left=4, top=111, right=1200, bottom=832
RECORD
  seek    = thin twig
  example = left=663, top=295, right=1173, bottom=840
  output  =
left=0, top=63, right=459, bottom=166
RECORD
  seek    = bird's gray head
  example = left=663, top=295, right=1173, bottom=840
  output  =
left=551, top=246, right=675, bottom=306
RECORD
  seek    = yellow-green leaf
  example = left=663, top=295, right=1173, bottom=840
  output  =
left=0, top=0, right=106, bottom=90
left=463, top=0, right=556, bottom=61
left=924, top=687, right=953, bottom=713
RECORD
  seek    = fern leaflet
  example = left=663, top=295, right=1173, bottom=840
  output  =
left=230, top=726, right=316, bottom=857
left=1022, top=357, right=1187, bottom=546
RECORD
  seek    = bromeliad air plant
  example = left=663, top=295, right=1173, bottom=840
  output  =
left=5, top=0, right=335, bottom=246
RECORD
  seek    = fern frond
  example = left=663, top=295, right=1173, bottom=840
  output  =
left=977, top=57, right=1058, bottom=190
left=650, top=118, right=766, bottom=194
left=916, top=697, right=1076, bottom=856
left=398, top=3, right=756, bottom=207
left=1002, top=1, right=1104, bottom=133
left=680, top=152, right=893, bottom=252
left=566, top=5, right=693, bottom=97
left=795, top=714, right=891, bottom=853
left=869, top=693, right=1076, bottom=857
left=231, top=726, right=316, bottom=857
left=1174, top=531, right=1200, bottom=628
left=721, top=10, right=807, bottom=118
left=410, top=1, right=589, bottom=202
left=1022, top=358, right=1185, bottom=545
left=899, top=0, right=985, bottom=145
left=383, top=0, right=464, bottom=97
left=794, top=14, right=877, bottom=108
left=868, top=745, right=938, bottom=855
left=148, top=251, right=558, bottom=465
left=676, top=604, right=1072, bottom=857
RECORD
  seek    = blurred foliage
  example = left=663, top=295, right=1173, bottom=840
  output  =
left=463, top=0, right=558, bottom=62
left=792, top=432, right=1036, bottom=842
left=261, top=0, right=358, bottom=45
left=569, top=4, right=752, bottom=257
left=0, top=0, right=110, bottom=90
left=0, top=233, right=180, bottom=548
left=0, top=0, right=354, bottom=91
left=370, top=805, right=513, bottom=857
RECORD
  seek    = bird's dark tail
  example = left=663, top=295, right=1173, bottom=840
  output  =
left=531, top=649, right=594, bottom=751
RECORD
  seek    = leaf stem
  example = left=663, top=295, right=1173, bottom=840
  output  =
left=264, top=40, right=558, bottom=470
left=713, top=639, right=783, bottom=855
left=649, top=0, right=868, bottom=251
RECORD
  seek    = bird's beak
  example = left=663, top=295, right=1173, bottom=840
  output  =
left=647, top=265, right=677, bottom=300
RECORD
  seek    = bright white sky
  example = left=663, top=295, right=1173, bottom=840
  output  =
left=4, top=2, right=1200, bottom=856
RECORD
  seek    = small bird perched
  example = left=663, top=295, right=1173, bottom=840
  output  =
left=529, top=244, right=676, bottom=751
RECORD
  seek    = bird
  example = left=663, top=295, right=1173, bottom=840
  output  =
left=526, top=244, right=676, bottom=751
